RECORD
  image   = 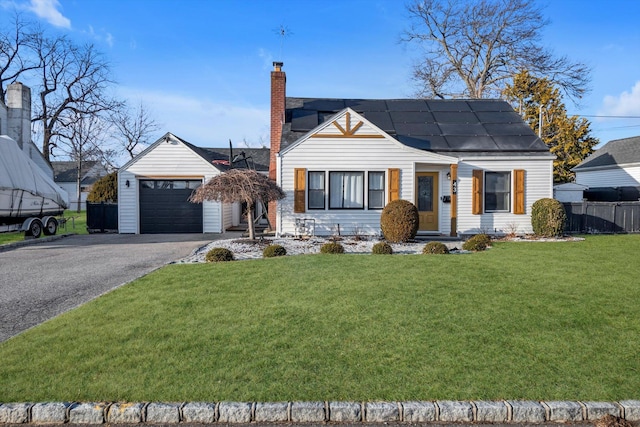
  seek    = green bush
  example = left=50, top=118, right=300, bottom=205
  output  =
left=462, top=234, right=491, bottom=251
left=380, top=199, right=419, bottom=243
left=372, top=242, right=393, bottom=254
left=87, top=172, right=117, bottom=203
left=531, top=198, right=567, bottom=237
left=205, top=247, right=234, bottom=262
left=263, top=244, right=287, bottom=258
left=320, top=242, right=345, bottom=254
left=422, top=241, right=449, bottom=254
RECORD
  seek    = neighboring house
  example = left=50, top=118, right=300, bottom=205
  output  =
left=52, top=161, right=110, bottom=210
left=553, top=182, right=589, bottom=203
left=574, top=136, right=640, bottom=188
left=268, top=62, right=555, bottom=237
left=118, top=132, right=269, bottom=233
left=0, top=82, right=54, bottom=179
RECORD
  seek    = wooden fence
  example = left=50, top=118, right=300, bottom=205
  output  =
left=563, top=201, right=640, bottom=234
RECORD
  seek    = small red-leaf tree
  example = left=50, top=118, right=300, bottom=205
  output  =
left=189, top=169, right=285, bottom=240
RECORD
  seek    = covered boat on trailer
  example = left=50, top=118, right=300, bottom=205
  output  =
left=0, top=135, right=68, bottom=237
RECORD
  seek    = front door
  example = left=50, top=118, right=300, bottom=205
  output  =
left=416, top=172, right=439, bottom=231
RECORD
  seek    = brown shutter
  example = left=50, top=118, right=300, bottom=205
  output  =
left=513, top=169, right=525, bottom=214
left=294, top=168, right=306, bottom=213
left=388, top=168, right=400, bottom=202
left=472, top=169, right=483, bottom=214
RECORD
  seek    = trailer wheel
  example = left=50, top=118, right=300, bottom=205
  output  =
left=27, top=218, right=43, bottom=238
left=43, top=217, right=58, bottom=235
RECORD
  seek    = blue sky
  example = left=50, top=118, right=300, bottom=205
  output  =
left=2, top=0, right=640, bottom=158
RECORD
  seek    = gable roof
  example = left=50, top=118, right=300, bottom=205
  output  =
left=574, top=136, right=640, bottom=171
left=121, top=132, right=270, bottom=173
left=282, top=98, right=551, bottom=157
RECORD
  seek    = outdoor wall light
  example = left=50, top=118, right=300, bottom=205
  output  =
left=125, top=180, right=130, bottom=188
left=446, top=172, right=451, bottom=180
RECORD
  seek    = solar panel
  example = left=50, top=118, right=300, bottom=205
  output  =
left=389, top=111, right=436, bottom=123
left=345, top=99, right=387, bottom=112
left=362, top=111, right=394, bottom=132
left=445, top=136, right=499, bottom=151
left=432, top=111, right=478, bottom=123
left=426, top=100, right=472, bottom=112
left=475, top=111, right=522, bottom=124
left=483, top=122, right=533, bottom=136
left=439, top=123, right=488, bottom=136
left=466, top=100, right=511, bottom=111
left=385, top=99, right=429, bottom=111
left=394, top=122, right=442, bottom=136
left=302, top=99, right=345, bottom=111
left=290, top=109, right=319, bottom=132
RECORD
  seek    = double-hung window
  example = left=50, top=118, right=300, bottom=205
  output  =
left=484, top=171, right=510, bottom=212
left=308, top=171, right=325, bottom=209
left=329, top=171, right=364, bottom=209
left=368, top=171, right=385, bottom=209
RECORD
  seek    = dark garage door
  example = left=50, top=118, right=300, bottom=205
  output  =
left=139, top=179, right=203, bottom=233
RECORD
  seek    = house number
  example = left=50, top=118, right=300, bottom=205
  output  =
left=452, top=180, right=457, bottom=194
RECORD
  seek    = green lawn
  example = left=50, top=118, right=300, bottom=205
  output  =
left=0, top=210, right=87, bottom=245
left=1, top=235, right=639, bottom=402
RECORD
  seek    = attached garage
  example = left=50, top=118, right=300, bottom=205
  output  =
left=117, top=132, right=271, bottom=234
left=139, top=179, right=203, bottom=233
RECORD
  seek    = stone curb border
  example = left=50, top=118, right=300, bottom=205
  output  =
left=1, top=400, right=639, bottom=424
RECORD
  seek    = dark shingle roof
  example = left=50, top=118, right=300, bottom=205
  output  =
left=574, top=136, right=640, bottom=170
left=52, top=161, right=105, bottom=184
left=282, top=98, right=550, bottom=156
left=175, top=135, right=269, bottom=172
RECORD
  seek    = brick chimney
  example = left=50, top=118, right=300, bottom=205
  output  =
left=268, top=61, right=286, bottom=229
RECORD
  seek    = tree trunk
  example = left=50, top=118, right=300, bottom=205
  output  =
left=247, top=202, right=255, bottom=240
left=76, top=157, right=82, bottom=212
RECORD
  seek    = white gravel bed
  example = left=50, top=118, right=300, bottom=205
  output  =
left=177, top=236, right=464, bottom=263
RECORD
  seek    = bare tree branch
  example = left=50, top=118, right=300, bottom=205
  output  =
left=0, top=12, right=42, bottom=101
left=108, top=101, right=161, bottom=159
left=403, top=0, right=591, bottom=102
left=190, top=169, right=285, bottom=240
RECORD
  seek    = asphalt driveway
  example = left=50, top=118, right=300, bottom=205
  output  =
left=0, top=232, right=237, bottom=343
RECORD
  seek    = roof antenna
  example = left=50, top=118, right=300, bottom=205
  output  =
left=274, top=24, right=292, bottom=60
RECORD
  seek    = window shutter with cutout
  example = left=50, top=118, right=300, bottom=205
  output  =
left=388, top=168, right=400, bottom=202
left=513, top=169, right=525, bottom=214
left=294, top=168, right=306, bottom=213
left=472, top=169, right=483, bottom=214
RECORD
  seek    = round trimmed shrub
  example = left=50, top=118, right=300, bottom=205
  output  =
left=372, top=242, right=393, bottom=254
left=380, top=199, right=419, bottom=243
left=205, top=247, right=234, bottom=262
left=422, top=241, right=449, bottom=254
left=320, top=242, right=345, bottom=254
left=263, top=244, right=287, bottom=258
left=462, top=234, right=491, bottom=251
left=531, top=198, right=567, bottom=237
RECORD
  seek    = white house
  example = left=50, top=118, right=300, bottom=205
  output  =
left=269, top=63, right=555, bottom=237
left=53, top=161, right=110, bottom=210
left=574, top=136, right=640, bottom=187
left=117, top=132, right=269, bottom=234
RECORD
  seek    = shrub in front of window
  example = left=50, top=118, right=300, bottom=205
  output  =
left=380, top=199, right=419, bottom=243
left=531, top=198, right=567, bottom=237
left=205, top=247, right=234, bottom=262
left=372, top=242, right=393, bottom=254
left=263, top=244, right=287, bottom=258
left=320, top=242, right=345, bottom=254
left=462, top=234, right=491, bottom=251
left=422, top=241, right=449, bottom=254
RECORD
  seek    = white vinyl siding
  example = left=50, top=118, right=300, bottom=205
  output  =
left=118, top=137, right=222, bottom=234
left=456, top=158, right=553, bottom=235
left=576, top=165, right=640, bottom=187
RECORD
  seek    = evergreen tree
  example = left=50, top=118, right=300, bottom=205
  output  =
left=87, top=172, right=117, bottom=203
left=503, top=70, right=598, bottom=183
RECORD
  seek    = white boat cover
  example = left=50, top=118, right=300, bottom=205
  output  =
left=0, top=135, right=68, bottom=208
